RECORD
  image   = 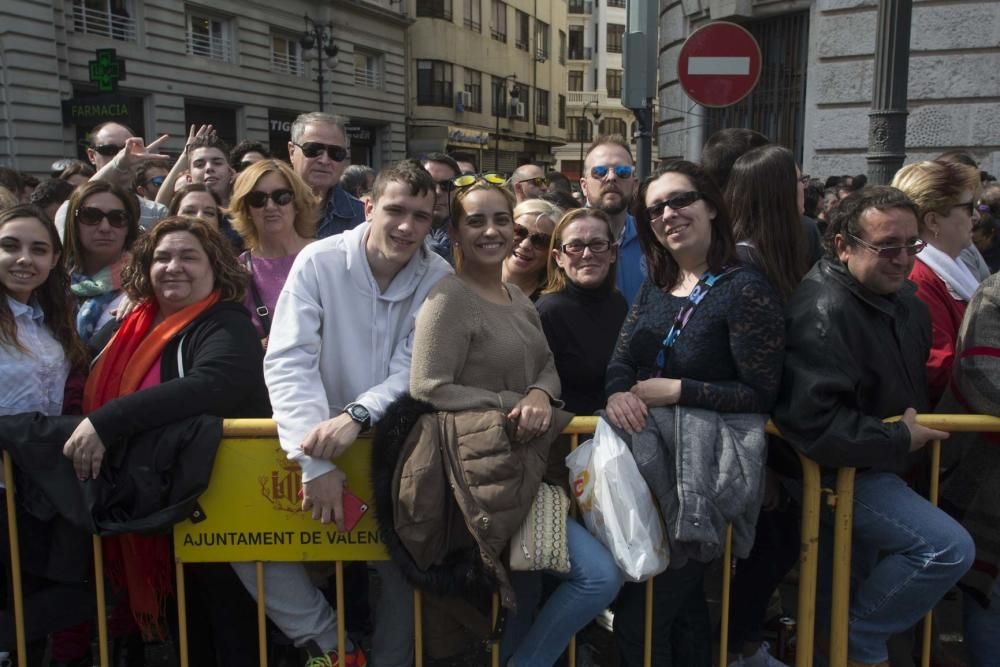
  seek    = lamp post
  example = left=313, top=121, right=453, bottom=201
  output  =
left=493, top=74, right=518, bottom=172
left=300, top=15, right=339, bottom=112
left=578, top=99, right=602, bottom=178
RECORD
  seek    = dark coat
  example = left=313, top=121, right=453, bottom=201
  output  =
left=772, top=258, right=932, bottom=472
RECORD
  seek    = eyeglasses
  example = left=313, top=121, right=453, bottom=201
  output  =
left=293, top=142, right=349, bottom=162
left=514, top=176, right=549, bottom=188
left=246, top=189, right=295, bottom=208
left=951, top=200, right=976, bottom=216
left=91, top=144, right=124, bottom=157
left=513, top=222, right=552, bottom=250
left=75, top=207, right=131, bottom=228
left=645, top=191, right=703, bottom=220
left=148, top=175, right=166, bottom=187
left=590, top=165, right=635, bottom=180
left=452, top=172, right=507, bottom=188
left=848, top=233, right=926, bottom=259
left=561, top=239, right=611, bottom=255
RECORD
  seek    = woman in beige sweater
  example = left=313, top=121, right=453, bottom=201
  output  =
left=410, top=178, right=622, bottom=667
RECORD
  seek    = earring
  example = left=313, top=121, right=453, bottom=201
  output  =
left=934, top=229, right=939, bottom=239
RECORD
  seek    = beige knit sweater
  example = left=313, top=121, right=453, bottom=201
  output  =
left=410, top=275, right=561, bottom=412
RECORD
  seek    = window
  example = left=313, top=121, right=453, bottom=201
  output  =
left=568, top=26, right=584, bottom=60
left=568, top=117, right=591, bottom=143
left=535, top=20, right=549, bottom=60
left=607, top=23, right=624, bottom=53
left=417, top=60, right=453, bottom=107
left=606, top=69, right=622, bottom=98
left=515, top=10, right=529, bottom=50
left=271, top=33, right=302, bottom=75
left=73, top=0, right=137, bottom=41
left=463, top=0, right=481, bottom=31
left=599, top=118, right=627, bottom=136
left=607, top=0, right=625, bottom=7
left=536, top=89, right=549, bottom=126
left=558, top=94, right=566, bottom=129
left=464, top=69, right=482, bottom=112
left=558, top=30, right=566, bottom=65
left=568, top=0, right=584, bottom=13
left=187, top=12, right=233, bottom=63
left=568, top=70, right=584, bottom=92
left=490, top=0, right=507, bottom=42
left=492, top=76, right=511, bottom=117
left=354, top=51, right=383, bottom=89
left=417, top=0, right=453, bottom=20
left=511, top=83, right=530, bottom=120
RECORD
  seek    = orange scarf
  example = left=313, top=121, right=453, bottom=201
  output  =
left=85, top=290, right=220, bottom=640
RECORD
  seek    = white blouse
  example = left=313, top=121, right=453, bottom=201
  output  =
left=0, top=296, right=71, bottom=417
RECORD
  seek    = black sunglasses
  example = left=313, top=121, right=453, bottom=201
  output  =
left=91, top=144, right=124, bottom=157
left=847, top=234, right=926, bottom=259
left=75, top=207, right=130, bottom=228
left=246, top=189, right=295, bottom=208
left=294, top=142, right=349, bottom=162
left=513, top=222, right=552, bottom=251
left=514, top=176, right=549, bottom=188
left=645, top=191, right=702, bottom=220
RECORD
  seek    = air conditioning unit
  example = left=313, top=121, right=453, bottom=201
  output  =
left=455, top=90, right=473, bottom=111
left=511, top=101, right=526, bottom=118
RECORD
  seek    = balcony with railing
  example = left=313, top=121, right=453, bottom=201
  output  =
left=567, top=46, right=592, bottom=61
left=567, top=0, right=592, bottom=13
left=271, top=52, right=302, bottom=76
left=72, top=0, right=137, bottom=41
left=188, top=32, right=233, bottom=63
left=354, top=69, right=382, bottom=89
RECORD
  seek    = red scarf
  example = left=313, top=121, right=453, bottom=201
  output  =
left=85, top=291, right=220, bottom=640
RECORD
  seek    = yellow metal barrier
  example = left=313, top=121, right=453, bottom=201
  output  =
left=0, top=416, right=746, bottom=667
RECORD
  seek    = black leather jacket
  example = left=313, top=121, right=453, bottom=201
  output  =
left=772, top=258, right=932, bottom=472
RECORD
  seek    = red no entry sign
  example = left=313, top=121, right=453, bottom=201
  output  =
left=677, top=22, right=762, bottom=108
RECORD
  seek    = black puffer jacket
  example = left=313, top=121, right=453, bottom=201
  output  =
left=772, top=258, right=932, bottom=472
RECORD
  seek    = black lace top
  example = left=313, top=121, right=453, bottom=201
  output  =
left=605, top=268, right=785, bottom=413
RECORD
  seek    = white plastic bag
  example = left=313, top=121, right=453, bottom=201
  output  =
left=566, top=417, right=669, bottom=581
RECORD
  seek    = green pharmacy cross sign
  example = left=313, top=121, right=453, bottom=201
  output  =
left=88, top=49, right=127, bottom=92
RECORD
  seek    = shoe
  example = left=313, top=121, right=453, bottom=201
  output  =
left=305, top=646, right=368, bottom=667
left=727, top=642, right=790, bottom=667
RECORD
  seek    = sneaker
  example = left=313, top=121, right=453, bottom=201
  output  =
left=305, top=646, right=368, bottom=667
left=727, top=642, right=790, bottom=667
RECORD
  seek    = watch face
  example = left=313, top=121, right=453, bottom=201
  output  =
left=349, top=404, right=370, bottom=423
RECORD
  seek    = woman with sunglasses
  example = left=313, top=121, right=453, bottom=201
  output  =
left=502, top=199, right=564, bottom=300
left=409, top=178, right=622, bottom=667
left=604, top=161, right=784, bottom=667
left=169, top=183, right=223, bottom=231
left=63, top=180, right=140, bottom=344
left=229, top=160, right=317, bottom=343
left=537, top=208, right=626, bottom=416
left=892, top=160, right=983, bottom=406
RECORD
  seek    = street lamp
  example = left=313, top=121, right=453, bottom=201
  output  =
left=300, top=15, right=339, bottom=112
left=578, top=99, right=602, bottom=177
left=493, top=74, right=518, bottom=172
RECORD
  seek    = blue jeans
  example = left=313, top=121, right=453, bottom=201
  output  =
left=963, top=579, right=1000, bottom=667
left=844, top=472, right=974, bottom=663
left=502, top=519, right=623, bottom=667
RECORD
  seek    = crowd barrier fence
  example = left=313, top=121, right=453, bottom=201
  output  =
left=5, top=414, right=998, bottom=667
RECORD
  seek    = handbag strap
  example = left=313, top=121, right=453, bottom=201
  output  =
left=655, top=266, right=738, bottom=374
left=243, top=252, right=271, bottom=336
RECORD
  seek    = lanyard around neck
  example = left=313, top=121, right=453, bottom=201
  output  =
left=655, top=268, right=735, bottom=374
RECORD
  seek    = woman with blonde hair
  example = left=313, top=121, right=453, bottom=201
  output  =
left=227, top=159, right=317, bottom=342
left=892, top=160, right=982, bottom=405
left=502, top=198, right=564, bottom=299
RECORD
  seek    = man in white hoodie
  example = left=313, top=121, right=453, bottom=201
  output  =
left=234, top=160, right=453, bottom=667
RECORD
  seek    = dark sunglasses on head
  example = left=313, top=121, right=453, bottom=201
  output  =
left=453, top=172, right=507, bottom=188
left=645, top=191, right=703, bottom=220
left=246, top=189, right=295, bottom=208
left=513, top=222, right=552, bottom=251
left=148, top=175, right=166, bottom=187
left=294, top=142, right=349, bottom=162
left=561, top=239, right=611, bottom=255
left=590, top=164, right=635, bottom=180
left=76, top=207, right=130, bottom=228
left=91, top=144, right=124, bottom=157
left=848, top=233, right=926, bottom=259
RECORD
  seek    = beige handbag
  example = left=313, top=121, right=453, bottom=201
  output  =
left=509, top=483, right=571, bottom=573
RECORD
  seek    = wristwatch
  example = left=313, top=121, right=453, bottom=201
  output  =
left=344, top=402, right=372, bottom=430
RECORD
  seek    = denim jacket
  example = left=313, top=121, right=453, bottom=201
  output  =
left=316, top=185, right=366, bottom=239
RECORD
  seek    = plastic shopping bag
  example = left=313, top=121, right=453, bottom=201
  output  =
left=565, top=417, right=669, bottom=581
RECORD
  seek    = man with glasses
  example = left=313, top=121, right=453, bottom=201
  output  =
left=421, top=153, right=461, bottom=264
left=773, top=186, right=974, bottom=667
left=54, top=121, right=169, bottom=239
left=288, top=112, right=365, bottom=239
left=509, top=163, right=549, bottom=203
left=579, top=135, right=642, bottom=304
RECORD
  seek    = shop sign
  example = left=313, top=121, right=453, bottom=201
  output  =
left=447, top=126, right=490, bottom=147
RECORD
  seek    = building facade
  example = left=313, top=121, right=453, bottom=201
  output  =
left=657, top=0, right=1000, bottom=179
left=1, top=0, right=410, bottom=176
left=405, top=0, right=568, bottom=173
